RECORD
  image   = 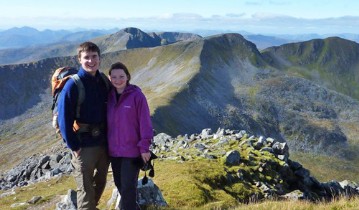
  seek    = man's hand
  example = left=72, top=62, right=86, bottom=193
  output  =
left=73, top=148, right=82, bottom=158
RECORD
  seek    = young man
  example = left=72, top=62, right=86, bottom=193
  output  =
left=57, top=41, right=109, bottom=210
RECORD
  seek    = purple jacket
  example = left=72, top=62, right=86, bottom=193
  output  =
left=107, top=84, right=153, bottom=157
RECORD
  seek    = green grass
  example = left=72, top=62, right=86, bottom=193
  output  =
left=150, top=160, right=239, bottom=208
left=0, top=175, right=75, bottom=210
left=290, top=151, right=359, bottom=182
left=1, top=159, right=359, bottom=210
left=234, top=196, right=359, bottom=210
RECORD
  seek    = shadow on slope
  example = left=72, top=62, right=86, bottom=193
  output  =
left=0, top=56, right=78, bottom=121
left=151, top=33, right=283, bottom=140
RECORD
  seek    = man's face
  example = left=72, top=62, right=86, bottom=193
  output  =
left=78, top=50, right=100, bottom=76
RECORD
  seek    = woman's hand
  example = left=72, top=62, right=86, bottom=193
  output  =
left=141, top=152, right=151, bottom=163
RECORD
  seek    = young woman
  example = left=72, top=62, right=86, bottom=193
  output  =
left=107, top=62, right=153, bottom=209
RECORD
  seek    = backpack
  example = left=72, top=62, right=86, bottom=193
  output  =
left=51, top=66, right=110, bottom=135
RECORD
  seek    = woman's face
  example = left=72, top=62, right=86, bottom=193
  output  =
left=109, top=68, right=128, bottom=91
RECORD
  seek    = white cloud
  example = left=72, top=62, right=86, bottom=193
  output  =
left=225, top=13, right=246, bottom=18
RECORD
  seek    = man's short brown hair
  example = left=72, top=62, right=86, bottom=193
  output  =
left=77, top=41, right=101, bottom=59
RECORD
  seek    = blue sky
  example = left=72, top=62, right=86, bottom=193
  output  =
left=1, top=0, right=359, bottom=35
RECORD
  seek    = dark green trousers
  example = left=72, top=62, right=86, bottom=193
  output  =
left=71, top=146, right=109, bottom=210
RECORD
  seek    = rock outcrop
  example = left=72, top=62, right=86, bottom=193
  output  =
left=151, top=128, right=359, bottom=202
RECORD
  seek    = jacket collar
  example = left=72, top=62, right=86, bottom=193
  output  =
left=78, top=67, right=100, bottom=78
left=111, top=84, right=140, bottom=96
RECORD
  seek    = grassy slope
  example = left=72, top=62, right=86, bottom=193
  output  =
left=100, top=40, right=203, bottom=114
left=291, top=151, right=359, bottom=183
left=0, top=97, right=58, bottom=172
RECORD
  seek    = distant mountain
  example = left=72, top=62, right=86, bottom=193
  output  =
left=0, top=26, right=117, bottom=50
left=189, top=29, right=251, bottom=37
left=153, top=32, right=202, bottom=44
left=91, top=27, right=162, bottom=53
left=244, top=34, right=292, bottom=50
left=1, top=26, right=358, bottom=58
left=261, top=37, right=359, bottom=100
left=189, top=29, right=359, bottom=47
left=337, top=33, right=359, bottom=43
left=0, top=27, right=203, bottom=65
left=274, top=33, right=359, bottom=44
left=0, top=42, right=76, bottom=65
left=58, top=30, right=113, bottom=42
left=1, top=26, right=44, bottom=36
left=0, top=26, right=70, bottom=49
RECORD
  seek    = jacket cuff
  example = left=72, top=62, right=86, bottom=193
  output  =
left=68, top=143, right=80, bottom=152
left=139, top=147, right=149, bottom=154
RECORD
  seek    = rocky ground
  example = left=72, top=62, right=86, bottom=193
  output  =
left=1, top=128, right=359, bottom=209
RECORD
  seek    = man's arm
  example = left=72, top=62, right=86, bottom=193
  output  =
left=57, top=81, right=81, bottom=152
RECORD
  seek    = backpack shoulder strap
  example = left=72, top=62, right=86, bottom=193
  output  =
left=71, top=74, right=85, bottom=119
left=100, top=72, right=111, bottom=91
